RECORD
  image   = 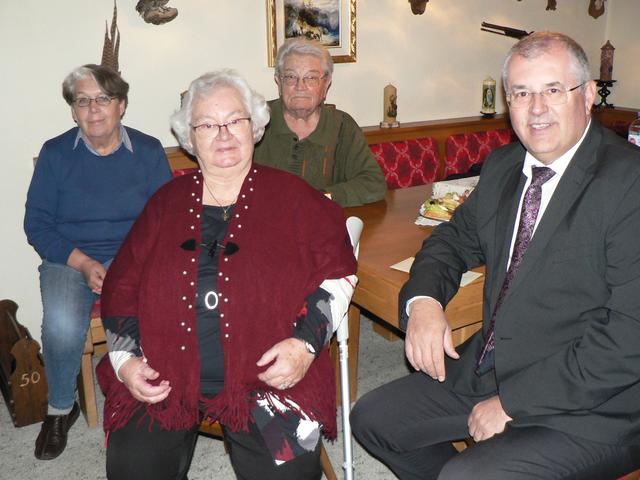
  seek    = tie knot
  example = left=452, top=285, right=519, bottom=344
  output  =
left=530, top=166, right=555, bottom=187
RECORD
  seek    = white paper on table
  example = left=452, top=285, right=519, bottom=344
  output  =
left=390, top=257, right=483, bottom=287
left=415, top=215, right=442, bottom=226
left=431, top=176, right=479, bottom=197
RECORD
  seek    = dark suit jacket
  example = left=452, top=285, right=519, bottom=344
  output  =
left=400, top=120, right=640, bottom=446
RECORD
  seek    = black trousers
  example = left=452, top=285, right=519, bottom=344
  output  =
left=351, top=372, right=640, bottom=480
left=106, top=410, right=322, bottom=480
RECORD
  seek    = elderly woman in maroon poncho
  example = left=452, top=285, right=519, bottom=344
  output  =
left=97, top=69, right=357, bottom=480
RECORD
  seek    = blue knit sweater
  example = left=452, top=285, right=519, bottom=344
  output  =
left=24, top=126, right=172, bottom=264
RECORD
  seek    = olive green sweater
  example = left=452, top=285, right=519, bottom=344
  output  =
left=254, top=99, right=386, bottom=207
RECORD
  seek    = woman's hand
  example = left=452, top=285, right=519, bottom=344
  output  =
left=256, top=338, right=314, bottom=391
left=79, top=258, right=106, bottom=294
left=67, top=248, right=106, bottom=294
left=118, top=357, right=171, bottom=404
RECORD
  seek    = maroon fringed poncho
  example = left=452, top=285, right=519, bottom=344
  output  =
left=96, top=164, right=357, bottom=439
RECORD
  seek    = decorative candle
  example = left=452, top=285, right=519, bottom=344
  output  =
left=481, top=76, right=496, bottom=116
left=600, top=40, right=615, bottom=81
left=381, top=84, right=399, bottom=128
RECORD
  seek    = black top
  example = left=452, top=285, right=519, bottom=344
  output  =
left=196, top=205, right=234, bottom=394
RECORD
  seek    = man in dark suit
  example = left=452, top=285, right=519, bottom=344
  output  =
left=351, top=32, right=640, bottom=479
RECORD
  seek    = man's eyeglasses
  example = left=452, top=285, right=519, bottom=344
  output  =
left=73, top=95, right=114, bottom=107
left=280, top=74, right=327, bottom=88
left=191, top=117, right=251, bottom=139
left=506, top=82, right=586, bottom=108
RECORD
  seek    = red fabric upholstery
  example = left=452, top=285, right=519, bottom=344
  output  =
left=444, top=129, right=516, bottom=178
left=90, top=299, right=101, bottom=319
left=172, top=167, right=198, bottom=177
left=370, top=137, right=439, bottom=189
left=609, top=120, right=631, bottom=139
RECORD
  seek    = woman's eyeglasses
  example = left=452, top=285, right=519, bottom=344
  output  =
left=73, top=95, right=114, bottom=107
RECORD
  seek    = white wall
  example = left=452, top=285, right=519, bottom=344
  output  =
left=603, top=0, right=640, bottom=109
left=1, top=0, right=637, bottom=342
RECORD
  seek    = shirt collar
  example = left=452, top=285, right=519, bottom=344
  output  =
left=73, top=124, right=132, bottom=155
left=522, top=119, right=591, bottom=178
left=269, top=98, right=331, bottom=146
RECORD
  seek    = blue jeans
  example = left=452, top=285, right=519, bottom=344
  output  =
left=39, top=259, right=110, bottom=410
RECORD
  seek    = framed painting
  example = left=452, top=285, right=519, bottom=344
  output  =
left=266, top=0, right=356, bottom=67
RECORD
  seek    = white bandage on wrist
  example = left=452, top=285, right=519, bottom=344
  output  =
left=109, top=351, right=135, bottom=382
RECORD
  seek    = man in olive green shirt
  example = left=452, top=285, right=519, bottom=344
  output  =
left=254, top=38, right=386, bottom=207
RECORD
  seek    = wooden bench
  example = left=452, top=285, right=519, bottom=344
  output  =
left=362, top=107, right=638, bottom=181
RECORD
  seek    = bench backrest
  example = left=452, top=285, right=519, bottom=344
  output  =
left=444, top=128, right=516, bottom=178
left=370, top=137, right=439, bottom=189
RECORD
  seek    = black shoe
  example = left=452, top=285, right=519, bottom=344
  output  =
left=34, top=402, right=80, bottom=460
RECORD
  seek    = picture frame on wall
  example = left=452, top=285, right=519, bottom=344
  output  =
left=266, top=0, right=356, bottom=67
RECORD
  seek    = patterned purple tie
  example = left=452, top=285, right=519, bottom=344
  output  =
left=476, top=166, right=556, bottom=375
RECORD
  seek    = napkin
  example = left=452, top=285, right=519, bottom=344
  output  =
left=390, top=257, right=483, bottom=287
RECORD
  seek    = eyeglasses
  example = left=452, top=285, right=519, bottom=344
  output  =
left=73, top=95, right=114, bottom=107
left=191, top=117, right=251, bottom=139
left=280, top=74, right=327, bottom=88
left=507, top=82, right=586, bottom=108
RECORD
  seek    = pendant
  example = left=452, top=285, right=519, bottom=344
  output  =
left=222, top=210, right=229, bottom=221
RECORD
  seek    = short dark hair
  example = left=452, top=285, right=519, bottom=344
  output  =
left=62, top=64, right=129, bottom=107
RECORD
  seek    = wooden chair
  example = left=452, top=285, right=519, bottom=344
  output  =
left=77, top=305, right=106, bottom=427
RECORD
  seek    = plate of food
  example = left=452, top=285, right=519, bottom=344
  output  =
left=415, top=177, right=479, bottom=225
left=419, top=191, right=470, bottom=222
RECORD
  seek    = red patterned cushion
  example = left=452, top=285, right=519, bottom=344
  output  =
left=370, top=137, right=439, bottom=189
left=444, top=129, right=516, bottom=178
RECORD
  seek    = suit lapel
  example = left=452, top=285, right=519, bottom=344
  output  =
left=504, top=122, right=602, bottom=296
left=489, top=164, right=526, bottom=312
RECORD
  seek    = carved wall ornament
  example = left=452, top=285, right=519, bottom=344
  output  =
left=514, top=0, right=605, bottom=17
left=409, top=0, right=429, bottom=15
left=136, top=0, right=178, bottom=25
left=589, top=0, right=605, bottom=19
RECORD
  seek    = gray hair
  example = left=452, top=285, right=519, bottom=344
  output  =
left=502, top=31, right=592, bottom=92
left=62, top=64, right=129, bottom=107
left=170, top=69, right=270, bottom=155
left=274, top=37, right=334, bottom=78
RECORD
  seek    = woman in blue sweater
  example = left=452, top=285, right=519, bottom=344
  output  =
left=24, top=64, right=172, bottom=461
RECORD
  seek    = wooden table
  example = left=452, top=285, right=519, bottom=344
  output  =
left=337, top=185, right=484, bottom=399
